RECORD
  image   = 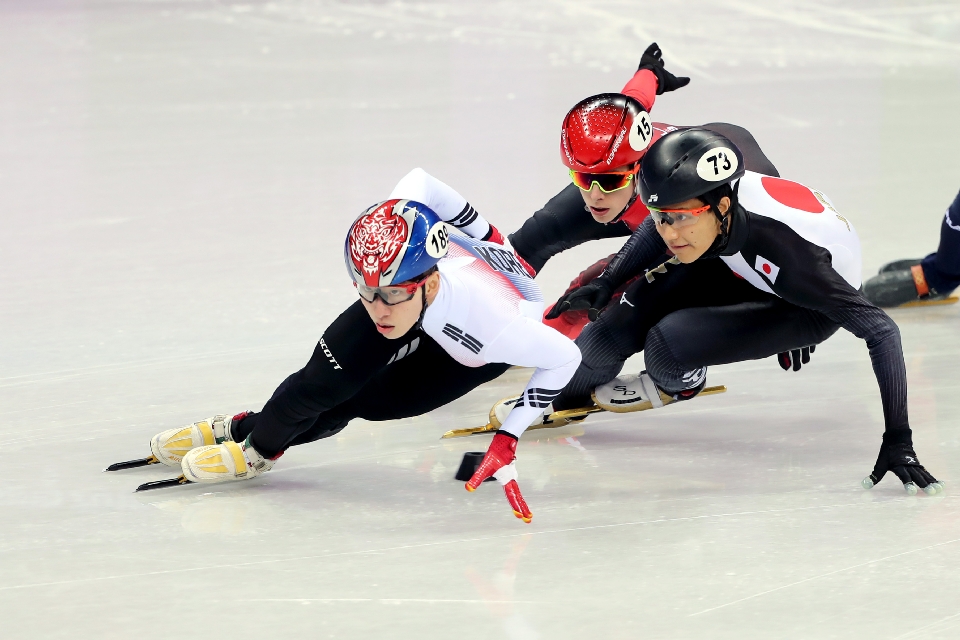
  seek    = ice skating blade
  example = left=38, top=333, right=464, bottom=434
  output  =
left=898, top=295, right=958, bottom=308
left=135, top=475, right=191, bottom=492
left=441, top=422, right=499, bottom=439
left=103, top=455, right=160, bottom=472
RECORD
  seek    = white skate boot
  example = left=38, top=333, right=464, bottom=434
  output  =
left=180, top=437, right=279, bottom=484
left=592, top=370, right=705, bottom=412
left=149, top=412, right=248, bottom=467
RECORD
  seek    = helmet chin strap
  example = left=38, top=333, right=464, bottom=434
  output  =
left=699, top=180, right=740, bottom=259
left=412, top=282, right=429, bottom=331
left=609, top=180, right=641, bottom=224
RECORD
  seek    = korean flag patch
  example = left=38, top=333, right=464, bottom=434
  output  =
left=754, top=255, right=780, bottom=284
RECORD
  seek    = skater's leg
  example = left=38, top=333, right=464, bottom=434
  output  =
left=864, top=189, right=960, bottom=305
left=223, top=300, right=422, bottom=453
left=254, top=336, right=510, bottom=452
left=644, top=300, right=841, bottom=394
left=923, top=189, right=960, bottom=294
left=228, top=370, right=303, bottom=443
left=552, top=259, right=766, bottom=410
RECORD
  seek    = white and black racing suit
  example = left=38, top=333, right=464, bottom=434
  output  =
left=233, top=233, right=581, bottom=456
left=553, top=171, right=913, bottom=447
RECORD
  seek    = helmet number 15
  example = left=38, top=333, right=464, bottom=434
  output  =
left=629, top=110, right=653, bottom=151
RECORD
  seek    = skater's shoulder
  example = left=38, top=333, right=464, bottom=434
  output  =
left=738, top=172, right=857, bottom=242
left=441, top=234, right=542, bottom=299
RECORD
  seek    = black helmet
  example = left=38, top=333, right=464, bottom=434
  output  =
left=639, top=128, right=745, bottom=207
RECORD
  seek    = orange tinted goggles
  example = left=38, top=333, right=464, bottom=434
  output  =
left=648, top=203, right=711, bottom=228
left=569, top=166, right=639, bottom=193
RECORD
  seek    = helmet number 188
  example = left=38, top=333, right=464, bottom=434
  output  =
left=426, top=222, right=450, bottom=258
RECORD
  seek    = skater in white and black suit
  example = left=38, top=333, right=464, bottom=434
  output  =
left=144, top=173, right=581, bottom=523
left=547, top=127, right=943, bottom=495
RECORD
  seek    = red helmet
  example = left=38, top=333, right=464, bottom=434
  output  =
left=560, top=93, right=653, bottom=171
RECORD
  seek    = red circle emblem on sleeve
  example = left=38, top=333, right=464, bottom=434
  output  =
left=760, top=176, right=824, bottom=213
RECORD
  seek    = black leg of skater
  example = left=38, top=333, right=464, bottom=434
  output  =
left=642, top=300, right=840, bottom=395
left=553, top=258, right=768, bottom=410
left=233, top=335, right=510, bottom=456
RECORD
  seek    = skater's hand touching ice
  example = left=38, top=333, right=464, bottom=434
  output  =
left=777, top=345, right=815, bottom=372
left=465, top=432, right=533, bottom=523
left=637, top=42, right=690, bottom=95
left=863, top=436, right=943, bottom=495
left=546, top=278, right=614, bottom=322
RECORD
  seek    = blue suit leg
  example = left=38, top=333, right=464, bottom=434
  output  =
left=921, top=189, right=960, bottom=294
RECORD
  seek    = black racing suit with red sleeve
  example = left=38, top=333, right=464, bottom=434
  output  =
left=509, top=122, right=780, bottom=274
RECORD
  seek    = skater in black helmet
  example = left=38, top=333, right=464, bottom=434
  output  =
left=538, top=127, right=942, bottom=495
left=862, top=188, right=960, bottom=307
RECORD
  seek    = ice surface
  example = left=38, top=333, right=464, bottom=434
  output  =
left=1, top=1, right=959, bottom=638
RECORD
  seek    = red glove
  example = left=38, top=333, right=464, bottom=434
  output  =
left=465, top=432, right=533, bottom=523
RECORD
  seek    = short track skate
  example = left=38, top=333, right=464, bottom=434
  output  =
left=103, top=455, right=194, bottom=492
left=441, top=384, right=728, bottom=438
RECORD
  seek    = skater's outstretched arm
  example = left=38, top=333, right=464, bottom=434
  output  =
left=390, top=168, right=497, bottom=241
left=631, top=42, right=690, bottom=99
left=464, top=315, right=581, bottom=523
left=765, top=245, right=941, bottom=493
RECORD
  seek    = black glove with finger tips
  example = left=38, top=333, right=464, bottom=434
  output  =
left=863, top=432, right=943, bottom=495
left=637, top=42, right=690, bottom=95
left=545, top=277, right=615, bottom=322
left=778, top=345, right=815, bottom=372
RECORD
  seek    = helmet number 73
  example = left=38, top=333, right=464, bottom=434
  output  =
left=706, top=151, right=732, bottom=175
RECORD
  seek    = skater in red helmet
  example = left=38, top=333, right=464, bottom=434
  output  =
left=507, top=44, right=781, bottom=341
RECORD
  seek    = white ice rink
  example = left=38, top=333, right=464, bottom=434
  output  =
left=2, top=1, right=960, bottom=638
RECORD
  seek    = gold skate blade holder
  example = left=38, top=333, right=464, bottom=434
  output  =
left=441, top=385, right=727, bottom=438
left=898, top=295, right=958, bottom=308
